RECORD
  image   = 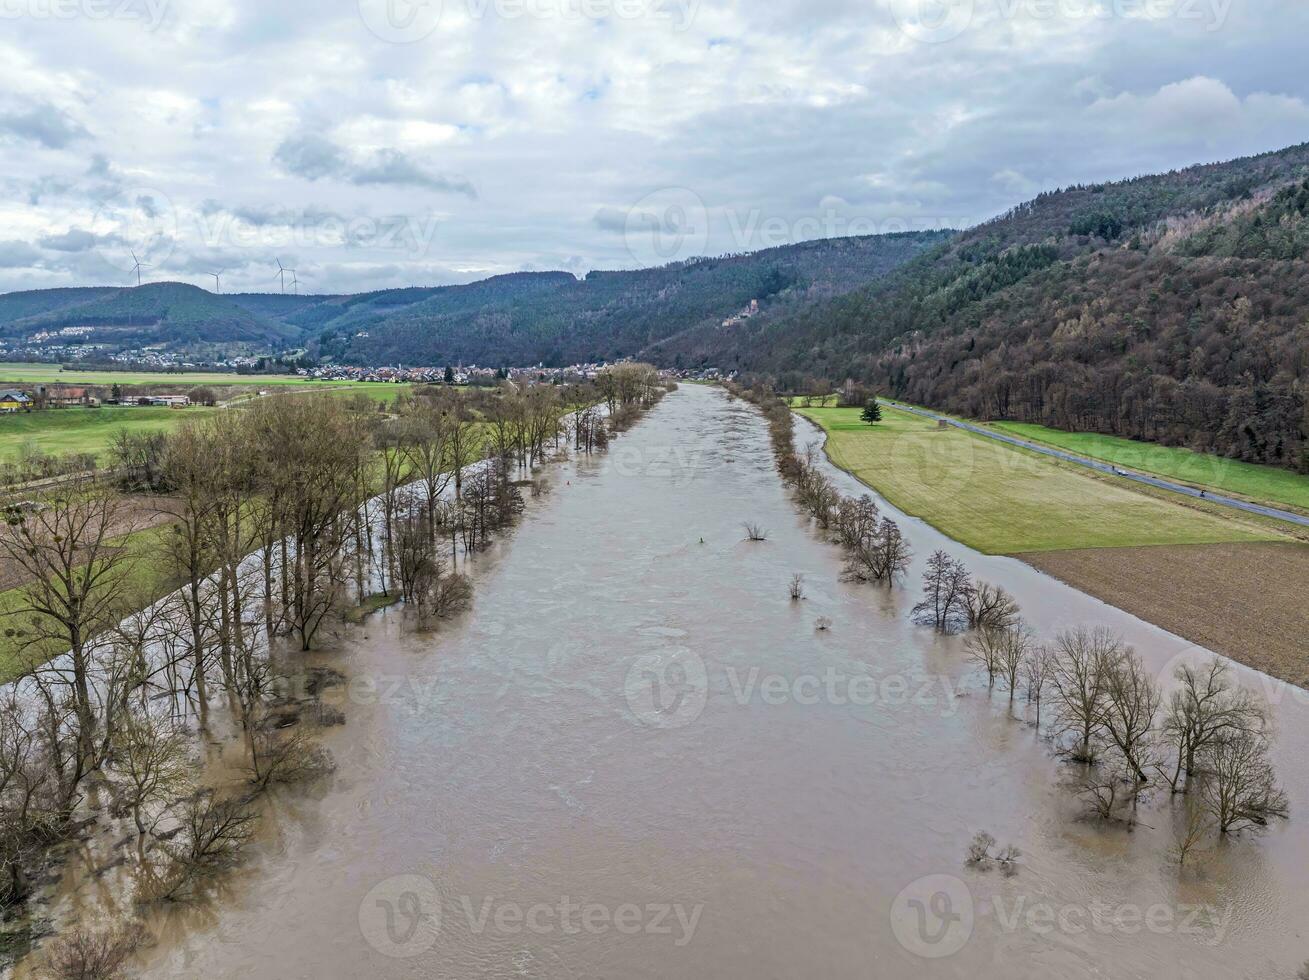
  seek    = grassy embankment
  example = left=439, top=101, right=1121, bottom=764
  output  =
left=795, top=403, right=1287, bottom=554
left=804, top=392, right=1309, bottom=516
left=794, top=402, right=1309, bottom=686
left=986, top=421, right=1309, bottom=515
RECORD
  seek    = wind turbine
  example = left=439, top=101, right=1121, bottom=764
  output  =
left=289, top=270, right=299, bottom=296
left=209, top=270, right=224, bottom=293
left=275, top=258, right=288, bottom=294
left=130, top=250, right=147, bottom=287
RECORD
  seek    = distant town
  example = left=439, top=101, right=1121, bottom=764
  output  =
left=0, top=359, right=730, bottom=414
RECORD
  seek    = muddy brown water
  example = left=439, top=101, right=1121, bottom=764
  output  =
left=22, top=384, right=1309, bottom=979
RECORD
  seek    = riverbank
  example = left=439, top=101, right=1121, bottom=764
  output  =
left=5, top=378, right=672, bottom=976
left=93, top=382, right=1309, bottom=980
left=795, top=403, right=1309, bottom=688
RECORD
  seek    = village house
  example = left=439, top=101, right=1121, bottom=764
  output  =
left=0, top=389, right=31, bottom=412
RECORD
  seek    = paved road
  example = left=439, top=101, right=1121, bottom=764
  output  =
left=883, top=401, right=1309, bottom=530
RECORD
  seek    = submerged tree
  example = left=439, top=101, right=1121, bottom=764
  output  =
left=1201, top=728, right=1289, bottom=835
left=912, top=550, right=971, bottom=632
left=1050, top=626, right=1122, bottom=764
left=1158, top=658, right=1269, bottom=795
left=1, top=488, right=138, bottom=780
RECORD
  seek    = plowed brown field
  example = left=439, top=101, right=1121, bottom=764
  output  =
left=1021, top=541, right=1309, bottom=687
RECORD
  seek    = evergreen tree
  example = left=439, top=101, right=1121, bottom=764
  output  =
left=444, top=365, right=455, bottom=384
left=861, top=398, right=882, bottom=425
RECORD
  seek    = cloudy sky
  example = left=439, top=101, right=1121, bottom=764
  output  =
left=1, top=0, right=1307, bottom=295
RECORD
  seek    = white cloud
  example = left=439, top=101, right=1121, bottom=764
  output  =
left=0, top=0, right=1306, bottom=292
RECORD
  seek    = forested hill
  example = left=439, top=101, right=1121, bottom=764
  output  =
left=654, top=142, right=1309, bottom=471
left=318, top=233, right=951, bottom=366
left=0, top=282, right=302, bottom=348
left=0, top=232, right=947, bottom=363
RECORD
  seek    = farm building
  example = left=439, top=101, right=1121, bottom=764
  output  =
left=0, top=390, right=32, bottom=412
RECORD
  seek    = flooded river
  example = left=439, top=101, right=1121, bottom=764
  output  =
left=94, top=385, right=1309, bottom=977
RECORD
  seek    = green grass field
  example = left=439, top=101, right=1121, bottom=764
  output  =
left=301, top=383, right=410, bottom=404
left=0, top=406, right=219, bottom=464
left=0, top=524, right=177, bottom=681
left=797, top=405, right=1285, bottom=554
left=0, top=384, right=411, bottom=465
left=0, top=363, right=311, bottom=387
left=987, top=421, right=1309, bottom=514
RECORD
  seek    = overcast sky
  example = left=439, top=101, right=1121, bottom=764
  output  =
left=1, top=0, right=1306, bottom=295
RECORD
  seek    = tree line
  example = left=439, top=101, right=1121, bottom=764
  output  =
left=662, top=143, right=1309, bottom=472
left=728, top=382, right=914, bottom=589
left=734, top=380, right=1289, bottom=859
left=0, top=366, right=670, bottom=974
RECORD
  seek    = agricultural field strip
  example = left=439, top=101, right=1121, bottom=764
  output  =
left=796, top=404, right=1280, bottom=554
left=884, top=400, right=1309, bottom=529
left=0, top=386, right=409, bottom=463
left=988, top=420, right=1309, bottom=515
left=0, top=363, right=311, bottom=386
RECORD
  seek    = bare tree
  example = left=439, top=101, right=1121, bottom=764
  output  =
left=247, top=727, right=331, bottom=790
left=160, top=423, right=221, bottom=712
left=1050, top=626, right=1122, bottom=763
left=966, top=830, right=997, bottom=867
left=400, top=404, right=454, bottom=546
left=844, top=518, right=913, bottom=587
left=375, top=431, right=411, bottom=596
left=996, top=624, right=1031, bottom=705
left=0, top=692, right=54, bottom=904
left=1081, top=756, right=1136, bottom=823
left=789, top=574, right=805, bottom=601
left=912, top=550, right=971, bottom=632
left=1158, top=659, right=1269, bottom=795
left=425, top=571, right=474, bottom=622
left=742, top=522, right=769, bottom=542
left=1200, top=728, right=1289, bottom=835
left=964, top=581, right=1020, bottom=632
left=156, top=790, right=258, bottom=901
left=1172, top=802, right=1209, bottom=867
left=111, top=709, right=192, bottom=840
left=395, top=510, right=443, bottom=604
left=1101, top=648, right=1161, bottom=787
left=1021, top=643, right=1056, bottom=730
left=443, top=400, right=483, bottom=499
left=252, top=398, right=370, bottom=649
left=966, top=628, right=1005, bottom=690
left=40, top=920, right=145, bottom=980
left=967, top=622, right=1030, bottom=704
left=1, top=489, right=137, bottom=778
left=109, top=429, right=167, bottom=492
left=832, top=495, right=879, bottom=551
